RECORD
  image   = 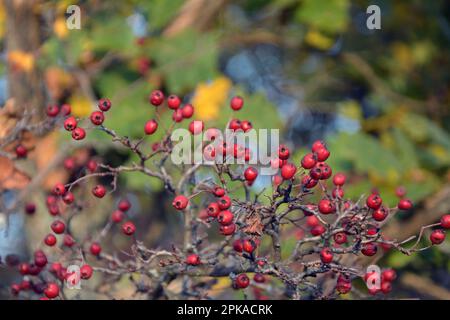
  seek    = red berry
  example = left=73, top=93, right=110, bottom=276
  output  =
left=311, top=140, right=326, bottom=153
left=278, top=145, right=290, bottom=160
left=64, top=158, right=75, bottom=170
left=242, top=239, right=255, bottom=253
left=44, top=283, right=59, bottom=299
left=90, top=242, right=102, bottom=256
left=185, top=254, right=201, bottom=266
left=80, top=264, right=93, bottom=279
left=72, top=127, right=86, bottom=140
left=318, top=199, right=336, bottom=214
left=181, top=104, right=194, bottom=118
left=334, top=232, right=347, bottom=244
left=46, top=104, right=60, bottom=117
left=332, top=187, right=344, bottom=198
left=310, top=225, right=326, bottom=236
left=98, top=98, right=111, bottom=111
left=366, top=193, right=382, bottom=210
left=218, top=195, right=231, bottom=210
left=441, top=215, right=450, bottom=229
left=87, top=159, right=98, bottom=172
left=51, top=220, right=66, bottom=234
left=34, top=250, right=47, bottom=267
left=398, top=198, right=413, bottom=210
left=172, top=195, right=189, bottom=210
left=172, top=109, right=183, bottom=122
left=229, top=119, right=241, bottom=131
left=122, top=221, right=136, bottom=236
left=320, top=248, right=333, bottom=263
left=281, top=163, right=297, bottom=180
left=235, top=274, right=250, bottom=289
left=381, top=269, right=397, bottom=282
left=372, top=206, right=389, bottom=222
left=90, top=111, right=104, bottom=125
left=144, top=119, right=158, bottom=135
left=219, top=223, right=236, bottom=236
left=395, top=186, right=407, bottom=198
left=333, top=173, right=346, bottom=186
left=233, top=239, right=243, bottom=252
left=188, top=120, right=204, bottom=135
left=244, top=167, right=258, bottom=182
left=18, top=262, right=30, bottom=275
left=149, top=90, right=164, bottom=106
left=301, top=153, right=316, bottom=169
left=314, top=147, right=330, bottom=162
left=62, top=191, right=75, bottom=205
left=430, top=229, right=445, bottom=245
left=336, top=280, right=352, bottom=294
left=92, top=185, right=106, bottom=198
left=253, top=273, right=266, bottom=283
left=60, top=103, right=71, bottom=116
left=63, top=234, right=75, bottom=247
left=306, top=215, right=320, bottom=228
left=213, top=186, right=225, bottom=197
left=240, top=120, right=252, bottom=132
left=380, top=281, right=392, bottom=294
left=302, top=175, right=318, bottom=189
left=25, top=203, right=36, bottom=215
left=118, top=199, right=131, bottom=212
left=64, top=117, right=78, bottom=131
left=15, top=144, right=28, bottom=158
left=361, top=242, right=378, bottom=256
left=167, top=94, right=181, bottom=109
left=207, top=202, right=220, bottom=218
left=53, top=183, right=66, bottom=196
left=217, top=210, right=234, bottom=226
left=44, top=234, right=57, bottom=246
left=230, top=96, right=244, bottom=111
left=111, top=210, right=125, bottom=223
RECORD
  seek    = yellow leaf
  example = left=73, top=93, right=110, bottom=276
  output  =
left=54, top=18, right=69, bottom=39
left=0, top=2, right=5, bottom=39
left=69, top=94, right=94, bottom=117
left=8, top=50, right=35, bottom=72
left=192, top=77, right=232, bottom=121
left=305, top=29, right=334, bottom=50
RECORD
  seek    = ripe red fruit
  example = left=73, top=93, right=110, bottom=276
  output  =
left=34, top=250, right=48, bottom=267
left=219, top=223, right=236, bottom=236
left=440, top=214, right=450, bottom=229
left=64, top=116, right=77, bottom=131
left=318, top=199, right=336, bottom=214
left=233, top=239, right=243, bottom=252
left=381, top=269, right=397, bottom=282
left=118, top=199, right=131, bottom=212
left=188, top=120, right=204, bottom=135
left=230, top=96, right=244, bottom=111
left=15, top=144, right=28, bottom=158
left=281, top=163, right=297, bottom=180
left=332, top=187, right=344, bottom=199
left=278, top=145, right=290, bottom=160
left=44, top=283, right=59, bottom=299
left=229, top=119, right=241, bottom=131
left=87, top=159, right=98, bottom=172
left=218, top=195, right=231, bottom=210
left=62, top=191, right=75, bottom=205
left=218, top=210, right=234, bottom=226
left=366, top=193, right=382, bottom=210
left=310, top=225, right=326, bottom=236
left=25, top=203, right=36, bottom=215
left=72, top=127, right=86, bottom=140
left=372, top=206, right=389, bottom=222
left=80, top=264, right=93, bottom=279
left=18, top=263, right=30, bottom=275
left=64, top=157, right=75, bottom=170
left=90, top=111, right=105, bottom=125
left=301, top=153, right=316, bottom=169
left=336, top=280, right=352, bottom=294
left=46, top=104, right=60, bottom=117
left=172, top=109, right=183, bottom=122
left=167, top=94, right=181, bottom=109
left=92, top=185, right=106, bottom=198
left=185, top=254, right=201, bottom=266
left=320, top=248, right=333, bottom=263
left=90, top=242, right=102, bottom=256
left=149, top=90, right=164, bottom=106
left=121, top=221, right=136, bottom=236
left=51, top=220, right=66, bottom=234
left=314, top=147, right=330, bottom=162
left=60, top=103, right=71, bottom=116
left=244, top=167, right=258, bottom=181
left=240, top=120, right=252, bottom=132
left=333, top=173, right=346, bottom=186
left=207, top=202, right=220, bottom=218
left=172, top=195, right=189, bottom=210
left=111, top=210, right=125, bottom=223
left=254, top=273, right=266, bottom=283
left=242, top=239, right=255, bottom=253
left=213, top=186, right=225, bottom=197
left=395, top=186, right=407, bottom=198
left=430, top=229, right=445, bottom=245
left=98, top=98, right=112, bottom=111
left=398, top=198, right=413, bottom=210
left=361, top=243, right=378, bottom=256
left=63, top=234, right=75, bottom=247
left=181, top=104, right=194, bottom=118
left=53, top=183, right=66, bottom=196
left=380, top=281, right=392, bottom=294
left=144, top=119, right=158, bottom=135
left=302, top=175, right=318, bottom=189
left=334, top=232, right=347, bottom=244
left=306, top=215, right=320, bottom=228
left=235, top=274, right=250, bottom=289
left=44, top=234, right=57, bottom=246
left=311, top=140, right=326, bottom=153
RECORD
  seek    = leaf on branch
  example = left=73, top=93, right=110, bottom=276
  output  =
left=241, top=212, right=264, bottom=236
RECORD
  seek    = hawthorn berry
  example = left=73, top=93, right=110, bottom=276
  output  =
left=361, top=243, right=378, bottom=256
left=320, top=248, right=333, bottom=263
left=18, top=262, right=30, bottom=275
left=278, top=145, right=290, bottom=160
left=188, top=120, right=204, bottom=135
left=63, top=116, right=77, bottom=131
left=11, top=284, right=20, bottom=296
left=149, top=90, right=164, bottom=106
left=62, top=191, right=75, bottom=205
left=111, top=210, right=125, bottom=223
left=172, top=195, right=189, bottom=210
left=122, top=221, right=136, bottom=236
left=230, top=96, right=244, bottom=111
left=44, top=233, right=57, bottom=246
left=46, top=104, right=60, bottom=117
left=334, top=232, right=347, bottom=244
left=44, top=283, right=59, bottom=299
left=90, top=111, right=105, bottom=125
left=63, top=234, right=75, bottom=247
left=64, top=158, right=75, bottom=171
left=72, top=127, right=86, bottom=140
left=301, top=153, right=316, bottom=169
left=311, top=140, right=326, bottom=153
left=229, top=119, right=241, bottom=131
left=218, top=195, right=231, bottom=210
left=34, top=250, right=48, bottom=267
left=213, top=186, right=225, bottom=197
left=92, top=185, right=106, bottom=198
left=15, top=144, right=28, bottom=158
left=181, top=104, right=194, bottom=118
left=207, top=202, right=220, bottom=218
left=318, top=199, right=336, bottom=214
left=240, top=120, right=252, bottom=132
left=381, top=269, right=397, bottom=282
left=430, top=229, right=445, bottom=245
left=144, top=119, right=158, bottom=135
left=185, top=254, right=201, bottom=266
left=333, top=173, right=346, bottom=186
left=281, top=163, right=297, bottom=180
left=235, top=274, right=250, bottom=289
left=372, top=206, right=389, bottom=222
left=172, top=109, right=183, bottom=122
left=80, top=264, right=93, bottom=279
left=366, top=193, right=382, bottom=210
left=98, top=98, right=112, bottom=111
left=314, top=147, right=330, bottom=162
left=332, top=187, right=344, bottom=199
left=25, top=203, right=36, bottom=215
left=51, top=220, right=66, bottom=234
left=233, top=239, right=243, bottom=252
left=87, top=159, right=98, bottom=172
left=53, top=183, right=66, bottom=196
left=218, top=210, right=234, bottom=226
left=306, top=215, right=320, bottom=228
left=244, top=167, right=258, bottom=182
left=60, top=103, right=71, bottom=116
left=398, top=198, right=413, bottom=210
left=380, top=281, right=392, bottom=294
left=441, top=215, right=450, bottom=229
left=90, top=242, right=102, bottom=256
left=242, top=239, right=255, bottom=254
left=302, top=175, right=318, bottom=189
left=167, top=94, right=181, bottom=109
left=219, top=223, right=236, bottom=236
left=50, top=262, right=62, bottom=274
left=118, top=199, right=131, bottom=212
left=395, top=186, right=407, bottom=198
left=254, top=273, right=266, bottom=283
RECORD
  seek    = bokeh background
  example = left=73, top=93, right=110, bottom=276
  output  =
left=0, top=0, right=449, bottom=299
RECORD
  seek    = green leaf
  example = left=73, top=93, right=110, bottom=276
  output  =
left=295, top=0, right=349, bottom=33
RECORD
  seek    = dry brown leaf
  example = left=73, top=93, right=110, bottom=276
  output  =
left=0, top=156, right=30, bottom=190
left=241, top=213, right=264, bottom=236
